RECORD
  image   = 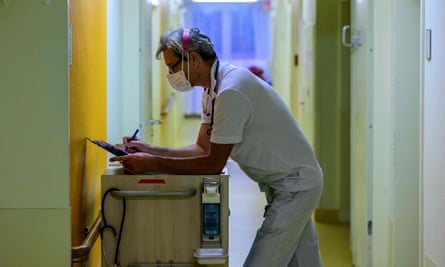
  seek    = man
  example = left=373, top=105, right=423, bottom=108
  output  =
left=110, top=27, right=324, bottom=267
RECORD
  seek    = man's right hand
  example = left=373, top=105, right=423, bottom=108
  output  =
left=123, top=136, right=151, bottom=153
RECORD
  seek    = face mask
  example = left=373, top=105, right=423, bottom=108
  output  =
left=166, top=59, right=193, bottom=92
left=166, top=70, right=193, bottom=92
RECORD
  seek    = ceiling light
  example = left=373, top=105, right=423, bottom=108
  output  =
left=192, top=0, right=258, bottom=2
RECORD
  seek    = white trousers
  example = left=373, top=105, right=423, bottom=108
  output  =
left=243, top=184, right=324, bottom=267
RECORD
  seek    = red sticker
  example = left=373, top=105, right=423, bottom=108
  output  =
left=138, top=179, right=165, bottom=184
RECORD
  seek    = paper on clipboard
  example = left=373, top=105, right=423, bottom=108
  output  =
left=87, top=138, right=128, bottom=156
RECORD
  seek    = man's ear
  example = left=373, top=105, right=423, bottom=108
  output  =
left=189, top=51, right=201, bottom=66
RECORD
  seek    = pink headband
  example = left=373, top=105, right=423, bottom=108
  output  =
left=182, top=28, right=190, bottom=53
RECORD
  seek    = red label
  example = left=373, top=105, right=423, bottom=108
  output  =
left=138, top=179, right=165, bottom=184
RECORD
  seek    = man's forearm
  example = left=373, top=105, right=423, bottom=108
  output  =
left=147, top=143, right=207, bottom=158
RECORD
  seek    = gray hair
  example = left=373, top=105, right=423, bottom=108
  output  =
left=155, top=28, right=217, bottom=61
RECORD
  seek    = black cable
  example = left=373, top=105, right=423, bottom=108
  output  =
left=100, top=187, right=127, bottom=266
left=114, top=196, right=126, bottom=265
left=100, top=187, right=119, bottom=238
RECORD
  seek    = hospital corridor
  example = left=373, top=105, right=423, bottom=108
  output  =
left=1, top=0, right=445, bottom=267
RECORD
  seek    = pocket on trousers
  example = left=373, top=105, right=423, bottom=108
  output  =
left=261, top=191, right=297, bottom=233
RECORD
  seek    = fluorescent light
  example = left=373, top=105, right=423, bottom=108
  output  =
left=192, top=0, right=258, bottom=2
left=147, top=0, right=159, bottom=5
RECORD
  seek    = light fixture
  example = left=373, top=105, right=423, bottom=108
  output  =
left=147, top=0, right=159, bottom=6
left=192, top=0, right=258, bottom=2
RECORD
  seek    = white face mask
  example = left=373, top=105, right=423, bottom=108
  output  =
left=166, top=70, right=193, bottom=92
left=166, top=60, right=193, bottom=92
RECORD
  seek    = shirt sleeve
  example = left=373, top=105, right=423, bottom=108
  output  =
left=210, top=90, right=252, bottom=144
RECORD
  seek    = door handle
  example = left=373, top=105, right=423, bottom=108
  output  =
left=148, top=119, right=162, bottom=125
left=342, top=25, right=362, bottom=48
left=342, top=25, right=352, bottom=47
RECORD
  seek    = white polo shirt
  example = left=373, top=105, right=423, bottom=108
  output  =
left=202, top=62, right=323, bottom=192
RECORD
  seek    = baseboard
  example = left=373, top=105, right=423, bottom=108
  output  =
left=183, top=113, right=201, bottom=118
left=314, top=209, right=342, bottom=223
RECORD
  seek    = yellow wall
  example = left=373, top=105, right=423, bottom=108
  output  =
left=271, top=0, right=294, bottom=108
left=154, top=1, right=184, bottom=148
left=69, top=0, right=107, bottom=266
left=270, top=0, right=316, bottom=143
left=313, top=0, right=351, bottom=222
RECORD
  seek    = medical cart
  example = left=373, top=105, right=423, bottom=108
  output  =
left=101, top=166, right=229, bottom=267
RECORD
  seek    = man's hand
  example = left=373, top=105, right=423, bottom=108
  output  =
left=123, top=136, right=152, bottom=153
left=110, top=152, right=156, bottom=174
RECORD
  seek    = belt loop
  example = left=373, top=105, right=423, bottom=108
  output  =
left=261, top=184, right=274, bottom=204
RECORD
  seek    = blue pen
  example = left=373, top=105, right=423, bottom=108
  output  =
left=125, top=129, right=139, bottom=152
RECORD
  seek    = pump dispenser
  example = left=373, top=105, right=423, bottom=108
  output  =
left=201, top=180, right=221, bottom=242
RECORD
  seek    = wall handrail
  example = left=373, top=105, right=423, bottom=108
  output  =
left=71, top=214, right=102, bottom=263
left=111, top=188, right=196, bottom=198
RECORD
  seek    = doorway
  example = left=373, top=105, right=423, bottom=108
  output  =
left=181, top=0, right=272, bottom=116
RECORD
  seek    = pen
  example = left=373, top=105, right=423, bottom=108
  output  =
left=125, top=129, right=139, bottom=152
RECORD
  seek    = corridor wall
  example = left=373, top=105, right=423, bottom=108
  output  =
left=0, top=1, right=70, bottom=265
left=69, top=0, right=107, bottom=266
left=423, top=0, right=445, bottom=266
left=314, top=0, right=351, bottom=223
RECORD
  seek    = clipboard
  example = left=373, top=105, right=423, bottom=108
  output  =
left=88, top=138, right=128, bottom=156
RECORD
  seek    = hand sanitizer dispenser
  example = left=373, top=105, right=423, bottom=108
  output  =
left=195, top=177, right=228, bottom=265
left=202, top=180, right=221, bottom=242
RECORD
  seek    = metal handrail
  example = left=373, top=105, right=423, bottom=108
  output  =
left=111, top=188, right=196, bottom=198
left=71, top=214, right=102, bottom=263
